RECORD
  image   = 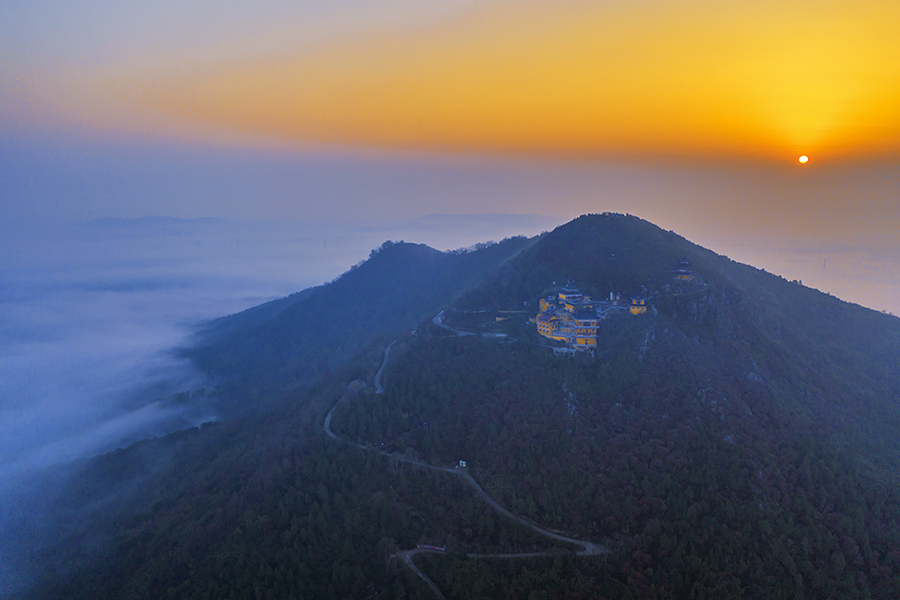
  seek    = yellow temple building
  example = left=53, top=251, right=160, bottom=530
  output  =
left=630, top=297, right=647, bottom=315
left=535, top=284, right=600, bottom=349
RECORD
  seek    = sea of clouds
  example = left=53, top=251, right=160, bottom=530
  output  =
left=3, top=211, right=893, bottom=592
left=0, top=213, right=559, bottom=592
left=0, top=214, right=558, bottom=487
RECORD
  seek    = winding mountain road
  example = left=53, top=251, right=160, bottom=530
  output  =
left=324, top=336, right=608, bottom=597
left=394, top=549, right=448, bottom=600
left=374, top=340, right=395, bottom=394
left=432, top=310, right=474, bottom=336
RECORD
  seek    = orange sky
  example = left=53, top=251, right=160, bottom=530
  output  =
left=3, top=0, right=899, bottom=163
left=78, top=0, right=900, bottom=163
left=2, top=0, right=899, bottom=314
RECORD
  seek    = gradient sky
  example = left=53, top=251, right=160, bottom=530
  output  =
left=3, top=5, right=899, bottom=588
left=2, top=0, right=899, bottom=311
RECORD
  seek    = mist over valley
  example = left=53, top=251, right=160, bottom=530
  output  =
left=0, top=214, right=556, bottom=481
left=6, top=1, right=900, bottom=595
left=2, top=213, right=899, bottom=599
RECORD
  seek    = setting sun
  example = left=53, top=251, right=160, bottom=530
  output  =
left=84, top=0, right=900, bottom=162
left=799, top=155, right=809, bottom=163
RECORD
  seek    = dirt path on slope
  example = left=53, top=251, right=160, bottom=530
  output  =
left=432, top=310, right=474, bottom=336
left=374, top=340, right=395, bottom=394
left=324, top=338, right=608, bottom=597
left=395, top=550, right=448, bottom=600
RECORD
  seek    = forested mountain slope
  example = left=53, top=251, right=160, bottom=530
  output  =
left=7, top=235, right=535, bottom=600
left=13, top=214, right=900, bottom=600
left=460, top=213, right=900, bottom=465
left=186, top=236, right=533, bottom=402
left=335, top=213, right=900, bottom=597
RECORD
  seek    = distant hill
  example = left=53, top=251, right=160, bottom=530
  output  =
left=13, top=214, right=900, bottom=600
left=185, top=236, right=535, bottom=404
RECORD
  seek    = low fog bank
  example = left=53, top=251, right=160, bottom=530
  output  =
left=0, top=212, right=557, bottom=594
left=0, top=212, right=894, bottom=594
left=0, top=211, right=889, bottom=503
left=0, top=213, right=556, bottom=472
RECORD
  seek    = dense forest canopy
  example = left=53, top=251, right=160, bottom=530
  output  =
left=8, top=214, right=900, bottom=599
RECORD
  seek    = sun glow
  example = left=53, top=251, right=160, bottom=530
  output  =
left=17, top=0, right=900, bottom=162
left=799, top=156, right=809, bottom=164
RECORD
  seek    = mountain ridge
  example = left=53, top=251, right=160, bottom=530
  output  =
left=184, top=236, right=535, bottom=406
left=10, top=213, right=900, bottom=600
left=331, top=213, right=900, bottom=596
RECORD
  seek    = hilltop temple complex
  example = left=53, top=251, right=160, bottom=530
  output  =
left=535, top=284, right=601, bottom=349
left=532, top=275, right=665, bottom=351
left=535, top=283, right=652, bottom=350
